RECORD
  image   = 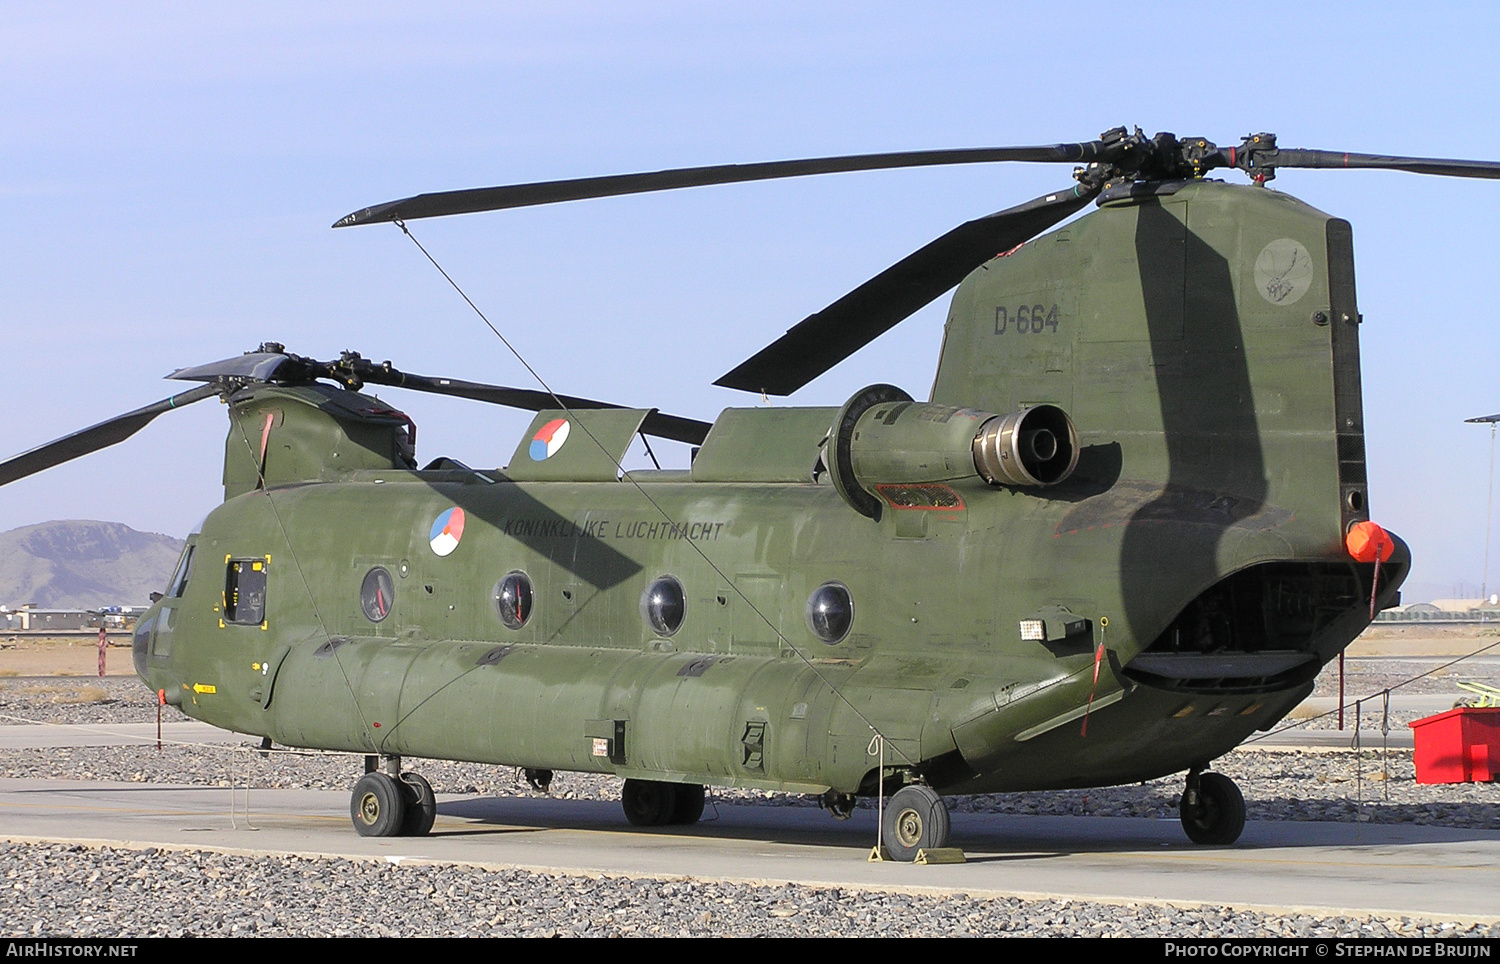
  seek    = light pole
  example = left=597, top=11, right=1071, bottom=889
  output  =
left=1465, top=412, right=1500, bottom=603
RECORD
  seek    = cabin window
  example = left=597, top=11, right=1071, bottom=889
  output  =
left=806, top=582, right=854, bottom=644
left=640, top=576, right=686, bottom=637
left=493, top=571, right=533, bottom=630
left=360, top=567, right=395, bottom=623
left=224, top=558, right=268, bottom=626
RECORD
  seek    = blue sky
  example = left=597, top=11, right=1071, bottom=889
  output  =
left=4, top=2, right=1498, bottom=602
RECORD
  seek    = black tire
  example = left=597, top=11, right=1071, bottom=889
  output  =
left=881, top=785, right=951, bottom=861
left=399, top=772, right=437, bottom=837
left=671, top=784, right=706, bottom=825
left=1180, top=772, right=1246, bottom=845
left=351, top=772, right=405, bottom=837
left=621, top=778, right=678, bottom=826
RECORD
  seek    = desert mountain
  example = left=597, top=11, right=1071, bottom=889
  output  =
left=0, top=520, right=184, bottom=610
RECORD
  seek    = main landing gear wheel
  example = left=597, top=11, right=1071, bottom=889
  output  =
left=621, top=778, right=681, bottom=826
left=882, top=784, right=951, bottom=861
left=399, top=772, right=437, bottom=837
left=351, top=772, right=404, bottom=837
left=1179, top=771, right=1246, bottom=845
left=670, top=783, right=706, bottom=825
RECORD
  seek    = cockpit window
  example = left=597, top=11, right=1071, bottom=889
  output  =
left=167, top=545, right=196, bottom=598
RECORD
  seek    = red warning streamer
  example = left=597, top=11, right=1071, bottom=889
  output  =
left=1081, top=618, right=1108, bottom=737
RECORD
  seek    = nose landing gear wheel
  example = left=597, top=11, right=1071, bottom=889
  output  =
left=881, top=784, right=951, bottom=861
left=351, top=772, right=405, bottom=837
left=1179, top=771, right=1245, bottom=845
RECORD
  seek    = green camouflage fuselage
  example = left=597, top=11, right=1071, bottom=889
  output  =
left=135, top=179, right=1405, bottom=797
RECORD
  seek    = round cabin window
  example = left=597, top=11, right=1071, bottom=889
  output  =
left=360, top=567, right=395, bottom=623
left=494, top=571, right=534, bottom=630
left=640, top=576, right=686, bottom=637
left=806, top=582, right=853, bottom=644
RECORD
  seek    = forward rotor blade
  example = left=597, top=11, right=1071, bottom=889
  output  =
left=715, top=183, right=1100, bottom=396
left=0, top=384, right=220, bottom=488
left=1273, top=149, right=1500, bottom=179
left=362, top=370, right=712, bottom=446
left=169, top=347, right=714, bottom=444
left=333, top=142, right=1112, bottom=227
left=168, top=351, right=294, bottom=383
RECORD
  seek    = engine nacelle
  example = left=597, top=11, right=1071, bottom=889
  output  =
left=826, top=384, right=1079, bottom=519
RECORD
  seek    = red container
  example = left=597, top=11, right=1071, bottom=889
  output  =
left=1408, top=707, right=1500, bottom=784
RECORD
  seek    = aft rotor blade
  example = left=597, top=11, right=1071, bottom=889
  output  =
left=364, top=371, right=712, bottom=446
left=0, top=384, right=220, bottom=488
left=333, top=142, right=1112, bottom=227
left=715, top=183, right=1100, bottom=396
left=1274, top=149, right=1500, bottom=179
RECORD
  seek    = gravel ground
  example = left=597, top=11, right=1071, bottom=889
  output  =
left=1309, top=659, right=1495, bottom=701
left=1, top=672, right=1497, bottom=937
left=1299, top=654, right=1498, bottom=730
left=0, top=677, right=166, bottom=725
left=2, top=843, right=1496, bottom=938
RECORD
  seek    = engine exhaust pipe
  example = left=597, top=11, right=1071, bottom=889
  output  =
left=973, top=404, right=1079, bottom=487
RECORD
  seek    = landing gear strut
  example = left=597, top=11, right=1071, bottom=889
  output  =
left=350, top=755, right=436, bottom=837
left=880, top=784, right=951, bottom=861
left=620, top=779, right=707, bottom=827
left=819, top=790, right=856, bottom=820
left=1179, top=768, right=1245, bottom=845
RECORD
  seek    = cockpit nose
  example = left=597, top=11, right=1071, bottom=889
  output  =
left=131, top=606, right=159, bottom=682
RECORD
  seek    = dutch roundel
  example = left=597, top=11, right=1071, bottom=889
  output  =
left=429, top=506, right=466, bottom=557
left=529, top=418, right=570, bottom=461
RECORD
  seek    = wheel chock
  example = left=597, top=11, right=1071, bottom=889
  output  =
left=914, top=847, right=966, bottom=864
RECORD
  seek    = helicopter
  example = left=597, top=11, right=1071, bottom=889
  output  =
left=5, top=127, right=1497, bottom=860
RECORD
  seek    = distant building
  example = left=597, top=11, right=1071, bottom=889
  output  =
left=1427, top=597, right=1500, bottom=612
left=0, top=604, right=98, bottom=631
left=1377, top=598, right=1500, bottom=623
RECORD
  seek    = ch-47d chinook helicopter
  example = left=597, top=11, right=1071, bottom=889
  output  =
left=5, top=127, right=1498, bottom=859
